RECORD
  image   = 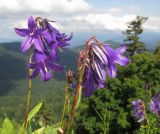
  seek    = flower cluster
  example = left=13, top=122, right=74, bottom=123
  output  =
left=132, top=92, right=160, bottom=124
left=149, top=92, right=160, bottom=117
left=79, top=37, right=129, bottom=96
left=15, top=16, right=72, bottom=81
left=132, top=99, right=146, bottom=123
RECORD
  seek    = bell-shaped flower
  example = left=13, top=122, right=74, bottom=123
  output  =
left=28, top=50, right=64, bottom=81
left=102, top=44, right=129, bottom=78
left=149, top=92, right=160, bottom=117
left=42, top=19, right=72, bottom=59
left=82, top=66, right=106, bottom=96
left=15, top=16, right=47, bottom=52
left=132, top=99, right=145, bottom=123
left=81, top=38, right=129, bottom=96
left=15, top=16, right=73, bottom=81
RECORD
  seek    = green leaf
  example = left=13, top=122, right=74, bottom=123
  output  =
left=0, top=118, right=15, bottom=134
left=32, top=122, right=62, bottom=134
left=18, top=102, right=43, bottom=134
left=27, top=102, right=43, bottom=125
left=33, top=126, right=59, bottom=134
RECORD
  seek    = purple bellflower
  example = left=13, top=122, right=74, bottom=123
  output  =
left=15, top=16, right=72, bottom=81
left=42, top=19, right=73, bottom=59
left=103, top=44, right=129, bottom=78
left=79, top=37, right=129, bottom=96
left=15, top=16, right=47, bottom=52
left=28, top=50, right=64, bottom=81
left=149, top=92, right=160, bottom=117
left=132, top=99, right=146, bottom=123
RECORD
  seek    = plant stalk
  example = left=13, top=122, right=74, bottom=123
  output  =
left=61, top=77, right=69, bottom=128
left=64, top=37, right=93, bottom=134
left=64, top=82, right=82, bottom=134
left=23, top=56, right=32, bottom=128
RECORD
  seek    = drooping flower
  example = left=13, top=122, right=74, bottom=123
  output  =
left=15, top=16, right=47, bottom=52
left=80, top=37, right=129, bottom=96
left=103, top=44, right=129, bottom=78
left=149, top=92, right=160, bottom=116
left=82, top=65, right=106, bottom=96
left=28, top=50, right=64, bottom=81
left=132, top=99, right=146, bottom=123
left=42, top=19, right=73, bottom=59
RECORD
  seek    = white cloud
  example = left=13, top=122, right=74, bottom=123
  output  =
left=53, top=12, right=136, bottom=32
left=108, top=8, right=123, bottom=14
left=144, top=17, right=160, bottom=32
left=0, top=0, right=160, bottom=42
left=0, top=0, right=92, bottom=17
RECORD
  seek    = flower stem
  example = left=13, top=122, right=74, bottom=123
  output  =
left=24, top=56, right=32, bottom=129
left=64, top=82, right=82, bottom=134
left=23, top=78, right=32, bottom=128
left=61, top=76, right=69, bottom=128
left=64, top=37, right=93, bottom=134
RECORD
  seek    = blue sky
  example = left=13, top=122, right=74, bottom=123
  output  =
left=88, top=0, right=160, bottom=15
left=0, top=0, right=160, bottom=45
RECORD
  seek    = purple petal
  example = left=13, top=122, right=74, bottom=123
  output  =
left=98, top=79, right=106, bottom=88
left=116, top=44, right=127, bottom=54
left=36, top=28, right=48, bottom=35
left=15, top=28, right=29, bottom=37
left=132, top=101, right=137, bottom=105
left=28, top=63, right=37, bottom=69
left=43, top=32, right=53, bottom=44
left=50, top=63, right=64, bottom=71
left=65, top=33, right=73, bottom=41
left=40, top=71, right=52, bottom=81
left=28, top=16, right=36, bottom=30
left=20, top=37, right=32, bottom=52
left=103, top=45, right=117, bottom=62
left=107, top=63, right=116, bottom=78
left=44, top=19, right=60, bottom=34
left=50, top=43, right=59, bottom=59
left=94, top=60, right=106, bottom=80
left=30, top=69, right=39, bottom=79
left=34, top=36, right=44, bottom=52
left=34, top=51, right=47, bottom=62
left=82, top=82, right=96, bottom=97
left=93, top=45, right=108, bottom=65
left=116, top=54, right=129, bottom=66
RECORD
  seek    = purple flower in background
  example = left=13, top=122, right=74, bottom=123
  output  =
left=132, top=99, right=145, bottom=123
left=28, top=50, right=64, bottom=81
left=15, top=16, right=47, bottom=52
left=103, top=44, right=129, bottom=78
left=149, top=92, right=160, bottom=116
left=80, top=38, right=129, bottom=96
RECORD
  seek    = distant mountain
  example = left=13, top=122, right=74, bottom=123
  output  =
left=0, top=39, right=157, bottom=96
left=0, top=42, right=81, bottom=121
left=0, top=42, right=79, bottom=96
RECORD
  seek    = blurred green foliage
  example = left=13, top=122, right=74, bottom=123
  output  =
left=75, top=51, right=160, bottom=134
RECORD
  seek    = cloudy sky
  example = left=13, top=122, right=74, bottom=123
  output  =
left=0, top=0, right=160, bottom=45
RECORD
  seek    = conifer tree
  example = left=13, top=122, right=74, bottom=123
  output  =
left=123, top=16, right=148, bottom=56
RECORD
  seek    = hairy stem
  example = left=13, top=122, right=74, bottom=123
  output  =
left=64, top=82, right=82, bottom=134
left=61, top=77, right=69, bottom=128
left=64, top=37, right=94, bottom=134
left=24, top=56, right=32, bottom=128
